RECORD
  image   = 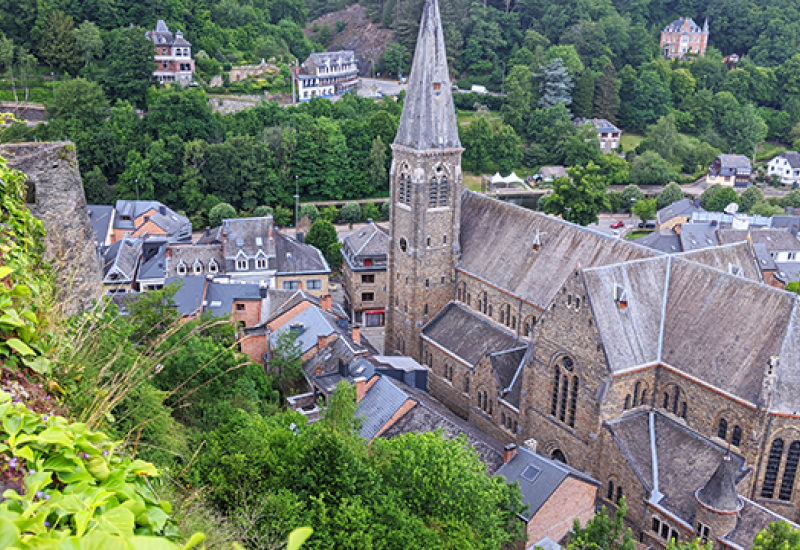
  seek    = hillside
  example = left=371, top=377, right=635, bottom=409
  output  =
left=305, top=4, right=394, bottom=74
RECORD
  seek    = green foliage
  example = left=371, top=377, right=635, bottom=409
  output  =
left=630, top=151, right=672, bottom=185
left=786, top=282, right=800, bottom=295
left=632, top=197, right=657, bottom=223
left=340, top=202, right=363, bottom=224
left=362, top=202, right=381, bottom=222
left=37, top=11, right=79, bottom=74
left=305, top=218, right=342, bottom=269
left=753, top=521, right=800, bottom=550
left=751, top=200, right=786, bottom=217
left=568, top=498, right=635, bottom=550
left=299, top=203, right=320, bottom=222
left=268, top=330, right=304, bottom=402
left=275, top=205, right=293, bottom=226
left=544, top=163, right=610, bottom=226
left=320, top=381, right=361, bottom=436
left=253, top=205, right=275, bottom=217
left=704, top=187, right=741, bottom=212
left=209, top=202, right=237, bottom=227
left=536, top=58, right=574, bottom=110
left=657, top=182, right=685, bottom=210
left=0, top=391, right=204, bottom=549
left=782, top=189, right=800, bottom=208
left=100, top=27, right=154, bottom=108
left=621, top=185, right=645, bottom=211
left=320, top=205, right=340, bottom=223
left=741, top=185, right=766, bottom=212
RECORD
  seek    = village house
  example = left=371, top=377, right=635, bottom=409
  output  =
left=767, top=151, right=800, bottom=187
left=341, top=221, right=390, bottom=327
left=295, top=51, right=358, bottom=101
left=660, top=17, right=709, bottom=59
left=145, top=20, right=195, bottom=86
left=384, top=0, right=800, bottom=546
left=573, top=118, right=622, bottom=153
left=707, top=154, right=752, bottom=187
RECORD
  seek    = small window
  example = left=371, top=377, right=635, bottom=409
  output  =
left=177, top=261, right=187, bottom=276
left=256, top=258, right=267, bottom=270
left=236, top=258, right=248, bottom=271
left=236, top=303, right=246, bottom=311
left=362, top=292, right=375, bottom=302
left=361, top=274, right=375, bottom=284
left=399, top=238, right=408, bottom=253
left=433, top=82, right=441, bottom=91
left=193, top=261, right=203, bottom=275
left=364, top=258, right=374, bottom=267
left=209, top=259, right=219, bottom=274
left=283, top=280, right=300, bottom=290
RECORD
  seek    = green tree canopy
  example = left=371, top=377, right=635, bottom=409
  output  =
left=544, top=162, right=610, bottom=226
left=209, top=202, right=237, bottom=226
left=656, top=182, right=684, bottom=210
left=536, top=58, right=574, bottom=110
left=632, top=197, right=657, bottom=223
left=630, top=151, right=672, bottom=185
left=305, top=218, right=342, bottom=269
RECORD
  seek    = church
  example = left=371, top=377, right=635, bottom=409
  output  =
left=385, top=0, right=800, bottom=547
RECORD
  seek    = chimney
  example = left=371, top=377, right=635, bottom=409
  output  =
left=259, top=281, right=268, bottom=299
left=503, top=443, right=518, bottom=464
left=674, top=224, right=682, bottom=235
left=523, top=438, right=538, bottom=453
left=320, top=294, right=332, bottom=311
left=159, top=205, right=167, bottom=215
left=315, top=364, right=322, bottom=376
left=317, top=333, right=327, bottom=350
left=352, top=324, right=361, bottom=344
left=354, top=376, right=367, bottom=401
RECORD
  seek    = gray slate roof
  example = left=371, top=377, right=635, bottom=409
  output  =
left=275, top=232, right=330, bottom=274
left=717, top=154, right=752, bottom=170
left=205, top=280, right=262, bottom=317
left=636, top=230, right=682, bottom=253
left=663, top=18, right=704, bottom=33
left=495, top=446, right=599, bottom=521
left=574, top=118, right=620, bottom=133
left=777, top=151, right=800, bottom=169
left=656, top=198, right=702, bottom=225
left=138, top=245, right=167, bottom=280
left=423, top=302, right=519, bottom=366
left=165, top=276, right=205, bottom=316
left=102, top=237, right=142, bottom=283
left=87, top=205, right=114, bottom=247
left=678, top=222, right=720, bottom=251
left=222, top=217, right=276, bottom=259
left=697, top=455, right=748, bottom=513
left=393, top=0, right=461, bottom=151
left=491, top=346, right=527, bottom=409
left=269, top=305, right=337, bottom=354
left=166, top=244, right=225, bottom=278
left=458, top=192, right=659, bottom=309
left=718, top=228, right=800, bottom=252
left=677, top=242, right=762, bottom=282
left=357, top=375, right=414, bottom=441
left=113, top=200, right=163, bottom=230
left=145, top=20, right=191, bottom=47
left=342, top=221, right=389, bottom=259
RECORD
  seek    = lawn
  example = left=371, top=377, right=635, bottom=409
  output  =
left=620, top=133, right=643, bottom=152
left=625, top=229, right=653, bottom=240
left=463, top=173, right=483, bottom=191
left=456, top=109, right=502, bottom=127
left=756, top=142, right=786, bottom=163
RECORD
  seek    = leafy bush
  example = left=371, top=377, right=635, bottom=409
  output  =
left=253, top=205, right=274, bottom=217
left=299, top=203, right=320, bottom=222
left=208, top=202, right=236, bottom=227
left=340, top=202, right=363, bottom=224
left=0, top=391, right=205, bottom=549
left=361, top=202, right=381, bottom=221
left=380, top=201, right=390, bottom=220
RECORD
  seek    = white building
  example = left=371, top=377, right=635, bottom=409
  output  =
left=296, top=51, right=358, bottom=101
left=767, top=151, right=800, bottom=187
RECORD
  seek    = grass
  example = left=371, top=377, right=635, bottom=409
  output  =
left=625, top=229, right=653, bottom=240
left=756, top=142, right=787, bottom=163
left=620, top=133, right=643, bottom=152
left=463, top=173, right=483, bottom=191
left=456, top=109, right=502, bottom=127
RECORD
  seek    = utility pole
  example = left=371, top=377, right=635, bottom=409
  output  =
left=291, top=60, right=296, bottom=105
left=294, top=176, right=300, bottom=231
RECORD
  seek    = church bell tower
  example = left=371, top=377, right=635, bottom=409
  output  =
left=385, top=0, right=463, bottom=360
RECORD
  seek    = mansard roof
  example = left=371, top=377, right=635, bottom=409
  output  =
left=392, top=0, right=461, bottom=151
left=458, top=191, right=658, bottom=309
left=222, top=217, right=276, bottom=259
left=274, top=232, right=330, bottom=275
left=422, top=302, right=519, bottom=366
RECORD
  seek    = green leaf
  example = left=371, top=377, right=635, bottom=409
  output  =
left=0, top=310, right=25, bottom=328
left=179, top=532, right=206, bottom=549
left=86, top=456, right=110, bottom=481
left=6, top=337, right=35, bottom=356
left=128, top=536, right=180, bottom=550
left=95, top=506, right=135, bottom=536
left=126, top=460, right=158, bottom=477
left=3, top=413, right=22, bottom=437
left=76, top=531, right=128, bottom=550
left=0, top=266, right=12, bottom=279
left=142, top=504, right=169, bottom=532
left=37, top=427, right=73, bottom=447
left=0, top=517, right=20, bottom=548
left=287, top=527, right=314, bottom=550
left=22, top=355, right=51, bottom=374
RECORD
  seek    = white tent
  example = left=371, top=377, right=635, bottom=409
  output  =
left=490, top=172, right=525, bottom=185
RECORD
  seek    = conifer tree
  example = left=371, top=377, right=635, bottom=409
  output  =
left=536, top=58, right=574, bottom=110
left=595, top=61, right=620, bottom=124
left=573, top=70, right=595, bottom=118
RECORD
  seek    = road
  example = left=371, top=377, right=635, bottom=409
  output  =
left=357, top=77, right=407, bottom=98
left=588, top=214, right=637, bottom=237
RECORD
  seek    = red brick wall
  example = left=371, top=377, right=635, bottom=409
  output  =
left=527, top=476, right=598, bottom=545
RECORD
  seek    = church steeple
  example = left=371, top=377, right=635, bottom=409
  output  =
left=393, top=0, right=461, bottom=152
left=385, top=0, right=463, bottom=360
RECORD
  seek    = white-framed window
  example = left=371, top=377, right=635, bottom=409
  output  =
left=208, top=259, right=219, bottom=274
left=283, top=280, right=300, bottom=290
left=177, top=261, right=187, bottom=276
left=256, top=258, right=267, bottom=270
left=193, top=260, right=203, bottom=275
left=236, top=258, right=248, bottom=270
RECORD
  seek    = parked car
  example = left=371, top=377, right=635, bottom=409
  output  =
left=610, top=220, right=625, bottom=229
left=637, top=221, right=656, bottom=229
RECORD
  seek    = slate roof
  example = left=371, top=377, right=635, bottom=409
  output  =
left=423, top=302, right=519, bottom=366
left=718, top=228, right=800, bottom=252
left=697, top=455, right=748, bottom=513
left=574, top=118, right=620, bottom=133
left=495, top=446, right=599, bottom=522
left=752, top=242, right=778, bottom=271
left=491, top=346, right=527, bottom=409
left=166, top=244, right=225, bottom=278
left=205, top=280, right=263, bottom=317
left=138, top=245, right=167, bottom=281
left=113, top=200, right=162, bottom=230
left=776, top=151, right=800, bottom=169
left=663, top=18, right=704, bottom=33
left=342, top=221, right=389, bottom=259
left=381, top=380, right=506, bottom=473
left=458, top=192, right=659, bottom=309
left=102, top=237, right=142, bottom=283
left=87, top=205, right=114, bottom=246
left=165, top=276, right=205, bottom=316
left=197, top=226, right=223, bottom=245
left=678, top=222, right=720, bottom=251
left=136, top=210, right=192, bottom=240
left=145, top=20, right=191, bottom=47
left=538, top=166, right=568, bottom=179
left=717, top=154, right=752, bottom=171
left=357, top=375, right=414, bottom=441
left=393, top=0, right=461, bottom=151
left=269, top=305, right=337, bottom=354
left=636, top=230, right=682, bottom=254
left=222, top=217, right=276, bottom=259
left=677, top=242, right=762, bottom=282
left=606, top=410, right=747, bottom=524
left=275, top=232, right=330, bottom=274
left=724, top=500, right=798, bottom=548
left=656, top=198, right=702, bottom=226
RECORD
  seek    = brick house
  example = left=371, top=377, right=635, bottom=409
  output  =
left=660, top=18, right=709, bottom=59
left=341, top=221, right=389, bottom=326
left=145, top=20, right=195, bottom=86
left=385, top=0, right=800, bottom=546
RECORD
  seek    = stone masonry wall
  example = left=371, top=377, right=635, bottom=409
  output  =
left=0, top=142, right=102, bottom=315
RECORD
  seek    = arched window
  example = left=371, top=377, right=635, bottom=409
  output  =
left=192, top=259, right=203, bottom=275
left=680, top=402, right=687, bottom=419
left=559, top=374, right=569, bottom=422
left=662, top=392, right=669, bottom=409
left=780, top=441, right=800, bottom=501
left=464, top=377, right=469, bottom=393
left=634, top=382, right=641, bottom=405
left=398, top=174, right=407, bottom=204
left=551, top=366, right=560, bottom=416
left=478, top=392, right=482, bottom=409
left=480, top=292, right=488, bottom=314
left=640, top=389, right=648, bottom=405
left=616, top=486, right=623, bottom=502
left=177, top=261, right=187, bottom=276
left=487, top=304, right=493, bottom=317
left=552, top=449, right=566, bottom=463
left=438, top=174, right=448, bottom=206
left=501, top=412, right=506, bottom=426
left=624, top=395, right=631, bottom=410
left=732, top=426, right=742, bottom=447
left=718, top=418, right=728, bottom=440
left=607, top=480, right=615, bottom=500
left=568, top=376, right=579, bottom=427
left=672, top=387, right=680, bottom=415
left=762, top=439, right=785, bottom=499
left=208, top=258, right=219, bottom=274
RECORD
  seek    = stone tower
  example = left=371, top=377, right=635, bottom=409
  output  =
left=385, top=0, right=463, bottom=360
left=694, top=454, right=748, bottom=545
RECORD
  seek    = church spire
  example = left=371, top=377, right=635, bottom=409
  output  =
left=393, top=0, right=461, bottom=151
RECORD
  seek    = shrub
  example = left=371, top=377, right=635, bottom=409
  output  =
left=299, top=203, right=320, bottom=222
left=208, top=202, right=236, bottom=227
left=253, top=205, right=274, bottom=217
left=380, top=201, right=390, bottom=220
left=362, top=202, right=381, bottom=221
left=340, top=202, right=363, bottom=224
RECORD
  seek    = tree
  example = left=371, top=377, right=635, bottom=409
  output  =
left=782, top=189, right=800, bottom=209
left=656, top=182, right=684, bottom=209
left=299, top=204, right=320, bottom=222
left=722, top=102, right=768, bottom=156
left=564, top=123, right=602, bottom=167
left=127, top=285, right=180, bottom=345
left=253, top=205, right=274, bottom=217
left=37, top=11, right=79, bottom=74
left=740, top=185, right=765, bottom=212
left=368, top=136, right=388, bottom=191
left=268, top=329, right=304, bottom=402
left=632, top=198, right=657, bottom=224
left=621, top=185, right=645, bottom=211
left=320, top=380, right=360, bottom=436
left=630, top=152, right=672, bottom=185
left=750, top=201, right=785, bottom=217
left=573, top=70, right=595, bottom=118
left=752, top=521, right=800, bottom=550
left=493, top=124, right=523, bottom=174
left=305, top=218, right=342, bottom=269
left=0, top=37, right=17, bottom=103
left=340, top=202, right=362, bottom=224
left=72, top=20, right=103, bottom=66
left=594, top=62, right=620, bottom=125
left=568, top=498, right=635, bottom=550
left=706, top=187, right=740, bottom=212
left=786, top=282, right=800, bottom=295
left=47, top=78, right=109, bottom=138
left=536, top=58, right=574, bottom=109
left=544, top=45, right=583, bottom=76
left=102, top=27, right=155, bottom=107
left=461, top=115, right=494, bottom=173
left=320, top=205, right=339, bottom=223
left=642, top=114, right=679, bottom=161
left=83, top=165, right=110, bottom=204
left=362, top=202, right=381, bottom=222
left=209, top=202, right=237, bottom=227
left=502, top=65, right=534, bottom=136
left=544, top=162, right=610, bottom=226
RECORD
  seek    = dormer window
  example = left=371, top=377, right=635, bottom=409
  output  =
left=614, top=286, right=628, bottom=309
left=433, top=82, right=441, bottom=93
left=728, top=263, right=743, bottom=277
left=193, top=259, right=203, bottom=275
left=237, top=258, right=248, bottom=270
left=256, top=258, right=267, bottom=270
left=209, top=259, right=219, bottom=274
left=177, top=261, right=187, bottom=276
